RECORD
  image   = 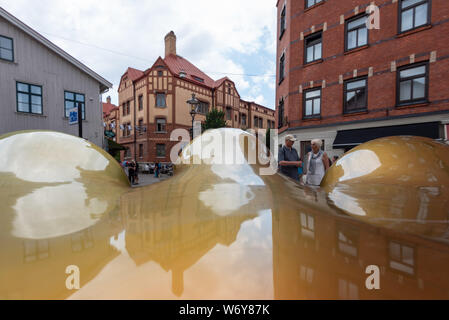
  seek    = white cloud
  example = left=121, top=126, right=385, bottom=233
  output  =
left=0, top=0, right=276, bottom=108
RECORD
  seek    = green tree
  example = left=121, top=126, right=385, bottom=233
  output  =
left=202, top=108, right=227, bottom=131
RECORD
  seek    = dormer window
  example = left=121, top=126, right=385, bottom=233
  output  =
left=192, top=75, right=204, bottom=83
left=179, top=71, right=187, bottom=78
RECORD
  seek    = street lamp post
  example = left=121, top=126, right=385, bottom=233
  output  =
left=187, top=93, right=199, bottom=140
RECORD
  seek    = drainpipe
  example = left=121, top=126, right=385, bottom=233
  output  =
left=133, top=81, right=137, bottom=161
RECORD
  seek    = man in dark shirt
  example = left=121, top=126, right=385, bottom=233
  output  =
left=278, top=134, right=302, bottom=180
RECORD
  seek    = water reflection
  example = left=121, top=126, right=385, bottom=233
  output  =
left=272, top=202, right=449, bottom=299
left=0, top=130, right=448, bottom=299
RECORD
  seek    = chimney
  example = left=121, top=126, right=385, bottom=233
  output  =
left=106, top=96, right=111, bottom=104
left=164, top=31, right=176, bottom=58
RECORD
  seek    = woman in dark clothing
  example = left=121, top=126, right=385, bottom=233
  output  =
left=154, top=162, right=159, bottom=178
left=128, top=161, right=135, bottom=184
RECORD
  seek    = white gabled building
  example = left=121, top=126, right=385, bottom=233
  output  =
left=0, top=7, right=112, bottom=147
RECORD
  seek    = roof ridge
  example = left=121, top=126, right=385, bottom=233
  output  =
left=0, top=7, right=112, bottom=91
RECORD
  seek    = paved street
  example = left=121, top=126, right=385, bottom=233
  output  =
left=129, top=171, right=171, bottom=188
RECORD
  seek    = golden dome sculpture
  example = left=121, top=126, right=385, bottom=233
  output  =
left=0, top=130, right=129, bottom=240
left=1, top=129, right=449, bottom=300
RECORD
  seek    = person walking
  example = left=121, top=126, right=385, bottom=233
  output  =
left=304, top=139, right=329, bottom=186
left=128, top=160, right=135, bottom=185
left=134, top=161, right=139, bottom=185
left=154, top=162, right=160, bottom=178
left=278, top=135, right=302, bottom=181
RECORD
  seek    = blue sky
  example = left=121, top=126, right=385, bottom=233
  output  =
left=0, top=0, right=277, bottom=109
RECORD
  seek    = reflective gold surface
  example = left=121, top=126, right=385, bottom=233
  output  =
left=0, top=130, right=449, bottom=299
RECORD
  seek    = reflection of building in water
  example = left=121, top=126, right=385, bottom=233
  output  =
left=119, top=174, right=262, bottom=297
left=273, top=206, right=449, bottom=299
left=0, top=212, right=123, bottom=300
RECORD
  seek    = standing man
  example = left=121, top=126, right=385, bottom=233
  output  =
left=278, top=135, right=302, bottom=181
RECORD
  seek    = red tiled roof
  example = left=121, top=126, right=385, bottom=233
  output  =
left=126, top=67, right=144, bottom=81
left=163, top=54, right=215, bottom=88
left=102, top=102, right=118, bottom=117
left=214, top=76, right=231, bottom=88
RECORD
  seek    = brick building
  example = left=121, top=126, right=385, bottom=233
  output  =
left=276, top=0, right=449, bottom=159
left=102, top=96, right=119, bottom=141
left=116, top=31, right=275, bottom=163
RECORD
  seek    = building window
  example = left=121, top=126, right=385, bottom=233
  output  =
left=226, top=107, right=232, bottom=120
left=305, top=32, right=322, bottom=64
left=399, top=0, right=430, bottom=33
left=156, top=118, right=166, bottom=132
left=123, top=122, right=131, bottom=136
left=138, top=95, right=143, bottom=110
left=280, top=5, right=286, bottom=38
left=138, top=144, right=143, bottom=158
left=157, top=70, right=163, bottom=76
left=64, top=91, right=85, bottom=119
left=71, top=229, right=94, bottom=252
left=300, top=213, right=315, bottom=240
left=198, top=101, right=209, bottom=114
left=254, top=116, right=259, bottom=128
left=279, top=53, right=285, bottom=83
left=397, top=62, right=428, bottom=106
left=389, top=241, right=415, bottom=275
left=156, top=144, right=166, bottom=157
left=259, top=117, right=263, bottom=128
left=345, top=15, right=368, bottom=51
left=241, top=114, right=247, bottom=126
left=278, top=99, right=284, bottom=128
left=337, top=224, right=359, bottom=257
left=125, top=148, right=131, bottom=158
left=23, top=240, right=49, bottom=263
left=138, top=119, right=144, bottom=134
left=344, top=77, right=368, bottom=113
left=306, top=0, right=323, bottom=9
left=338, top=279, right=359, bottom=300
left=156, top=93, right=166, bottom=107
left=124, top=101, right=130, bottom=115
left=16, top=82, right=43, bottom=114
left=193, top=76, right=204, bottom=83
left=300, top=265, right=314, bottom=284
left=0, top=35, right=14, bottom=62
left=303, top=88, right=321, bottom=118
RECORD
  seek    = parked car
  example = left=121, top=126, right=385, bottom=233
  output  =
left=141, top=163, right=155, bottom=174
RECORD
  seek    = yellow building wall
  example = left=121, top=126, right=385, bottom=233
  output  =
left=175, top=86, right=212, bottom=127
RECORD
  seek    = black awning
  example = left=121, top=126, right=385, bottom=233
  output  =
left=333, top=122, right=440, bottom=148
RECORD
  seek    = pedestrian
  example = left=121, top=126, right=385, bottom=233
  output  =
left=134, top=160, right=139, bottom=185
left=278, top=135, right=301, bottom=181
left=154, top=162, right=160, bottom=178
left=303, top=139, right=330, bottom=186
left=128, top=160, right=135, bottom=184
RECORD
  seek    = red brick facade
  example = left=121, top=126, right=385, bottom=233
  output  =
left=117, top=32, right=275, bottom=164
left=276, top=0, right=449, bottom=157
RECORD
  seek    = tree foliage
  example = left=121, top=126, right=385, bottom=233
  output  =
left=202, top=108, right=227, bottom=131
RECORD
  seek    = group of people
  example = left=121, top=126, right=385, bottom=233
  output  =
left=278, top=135, right=339, bottom=186
left=122, top=160, right=139, bottom=185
